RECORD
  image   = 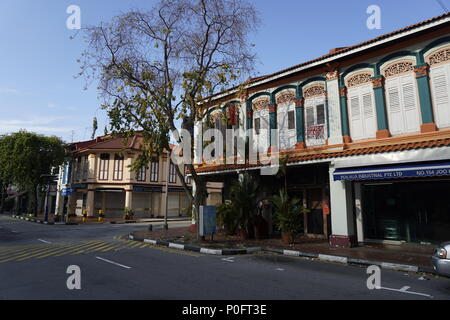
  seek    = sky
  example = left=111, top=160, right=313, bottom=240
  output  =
left=0, top=0, right=448, bottom=143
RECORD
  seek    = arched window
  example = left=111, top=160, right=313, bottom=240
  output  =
left=275, top=89, right=296, bottom=150
left=426, top=44, right=450, bottom=129
left=345, top=71, right=377, bottom=140
left=382, top=58, right=420, bottom=135
left=252, top=96, right=270, bottom=152
left=303, top=83, right=327, bottom=147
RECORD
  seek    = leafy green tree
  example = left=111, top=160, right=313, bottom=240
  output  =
left=0, top=135, right=15, bottom=213
left=0, top=132, right=66, bottom=215
left=79, top=0, right=260, bottom=233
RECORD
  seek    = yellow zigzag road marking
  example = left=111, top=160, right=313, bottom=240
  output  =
left=61, top=242, right=108, bottom=256
left=0, top=245, right=67, bottom=263
left=0, top=244, right=55, bottom=259
left=0, top=239, right=159, bottom=263
left=5, top=242, right=86, bottom=263
left=0, top=242, right=94, bottom=263
left=36, top=242, right=103, bottom=259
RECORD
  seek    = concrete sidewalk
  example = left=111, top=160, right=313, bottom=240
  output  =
left=9, top=214, right=191, bottom=225
left=130, top=227, right=437, bottom=275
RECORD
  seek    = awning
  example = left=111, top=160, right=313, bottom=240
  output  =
left=334, top=162, right=450, bottom=181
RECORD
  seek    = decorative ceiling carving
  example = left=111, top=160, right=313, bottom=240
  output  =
left=253, top=97, right=270, bottom=111
left=275, top=90, right=296, bottom=106
left=427, top=47, right=450, bottom=66
left=383, top=61, right=414, bottom=78
left=303, top=85, right=325, bottom=99
left=346, top=72, right=373, bottom=88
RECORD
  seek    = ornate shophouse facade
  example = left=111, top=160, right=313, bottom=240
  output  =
left=54, top=134, right=192, bottom=220
left=193, top=13, right=450, bottom=247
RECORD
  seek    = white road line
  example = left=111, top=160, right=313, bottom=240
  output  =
left=96, top=256, right=131, bottom=269
left=222, top=257, right=234, bottom=263
left=377, top=286, right=433, bottom=298
left=37, top=239, right=51, bottom=244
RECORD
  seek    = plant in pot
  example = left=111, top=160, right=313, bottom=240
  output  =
left=272, top=190, right=308, bottom=244
left=124, top=207, right=134, bottom=220
left=216, top=200, right=239, bottom=235
left=230, top=173, right=258, bottom=240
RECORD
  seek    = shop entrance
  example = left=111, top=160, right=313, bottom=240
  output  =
left=362, top=180, right=450, bottom=244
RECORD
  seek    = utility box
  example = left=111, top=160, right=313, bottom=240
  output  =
left=199, top=206, right=216, bottom=237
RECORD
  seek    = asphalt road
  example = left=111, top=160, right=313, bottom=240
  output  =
left=0, top=214, right=449, bottom=300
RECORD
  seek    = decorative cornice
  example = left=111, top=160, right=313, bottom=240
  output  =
left=414, top=63, right=430, bottom=78
left=268, top=104, right=277, bottom=113
left=371, top=75, right=385, bottom=89
left=326, top=70, right=340, bottom=81
left=295, top=98, right=305, bottom=108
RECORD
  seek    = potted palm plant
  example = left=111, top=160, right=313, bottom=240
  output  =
left=272, top=190, right=308, bottom=244
left=230, top=173, right=258, bottom=240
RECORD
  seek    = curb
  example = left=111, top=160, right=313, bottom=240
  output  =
left=128, top=234, right=434, bottom=275
left=11, top=215, right=55, bottom=225
left=128, top=234, right=261, bottom=256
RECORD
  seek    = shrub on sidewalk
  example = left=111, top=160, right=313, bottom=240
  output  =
left=216, top=201, right=239, bottom=235
left=124, top=207, right=134, bottom=220
left=272, top=190, right=308, bottom=244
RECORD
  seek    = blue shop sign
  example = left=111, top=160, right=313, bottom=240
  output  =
left=334, top=162, right=450, bottom=181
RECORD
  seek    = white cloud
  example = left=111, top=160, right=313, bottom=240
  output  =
left=0, top=88, right=19, bottom=94
left=47, top=103, right=57, bottom=109
left=0, top=116, right=74, bottom=134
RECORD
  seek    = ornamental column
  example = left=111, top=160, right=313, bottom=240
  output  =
left=414, top=63, right=437, bottom=133
left=86, top=188, right=95, bottom=217
left=338, top=86, right=352, bottom=143
left=295, top=97, right=306, bottom=149
left=268, top=102, right=277, bottom=152
left=329, top=164, right=357, bottom=248
left=371, top=75, right=391, bottom=139
left=246, top=99, right=253, bottom=130
left=326, top=71, right=344, bottom=145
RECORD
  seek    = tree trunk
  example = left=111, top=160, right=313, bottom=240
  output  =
left=194, top=178, right=207, bottom=240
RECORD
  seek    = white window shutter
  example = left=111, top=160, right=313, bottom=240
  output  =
left=431, top=65, right=450, bottom=128
left=362, top=89, right=376, bottom=138
left=349, top=89, right=363, bottom=140
left=386, top=78, right=404, bottom=135
left=400, top=75, right=420, bottom=133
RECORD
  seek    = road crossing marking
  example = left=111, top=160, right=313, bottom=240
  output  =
left=0, top=239, right=156, bottom=263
